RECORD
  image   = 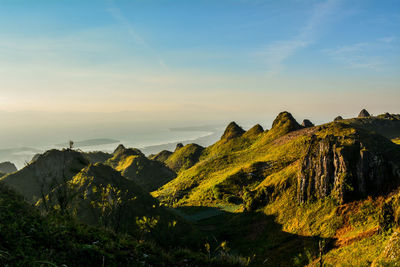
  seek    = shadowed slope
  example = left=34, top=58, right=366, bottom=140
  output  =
left=1, top=149, right=88, bottom=203
left=106, top=145, right=176, bottom=192
left=0, top=161, right=17, bottom=174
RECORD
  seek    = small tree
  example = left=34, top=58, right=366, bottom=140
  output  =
left=69, top=140, right=74, bottom=149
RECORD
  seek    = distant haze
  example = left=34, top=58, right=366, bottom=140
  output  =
left=0, top=0, right=399, bottom=150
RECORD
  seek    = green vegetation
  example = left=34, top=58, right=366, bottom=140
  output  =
left=106, top=145, right=176, bottom=192
left=164, top=143, right=204, bottom=173
left=0, top=182, right=246, bottom=266
left=2, top=112, right=400, bottom=265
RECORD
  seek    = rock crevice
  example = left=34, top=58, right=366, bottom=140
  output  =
left=298, top=134, right=400, bottom=204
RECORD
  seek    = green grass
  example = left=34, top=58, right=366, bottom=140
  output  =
left=320, top=232, right=390, bottom=266
left=165, top=143, right=204, bottom=173
left=106, top=147, right=176, bottom=192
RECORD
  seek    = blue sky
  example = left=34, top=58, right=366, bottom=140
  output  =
left=0, top=0, right=399, bottom=124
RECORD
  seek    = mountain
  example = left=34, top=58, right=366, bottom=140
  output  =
left=345, top=113, right=400, bottom=140
left=153, top=111, right=400, bottom=265
left=3, top=110, right=400, bottom=266
left=105, top=145, right=176, bottom=192
left=358, top=108, right=371, bottom=118
left=164, top=143, right=204, bottom=173
left=1, top=149, right=89, bottom=203
left=83, top=151, right=112, bottom=163
left=242, top=124, right=264, bottom=138
left=0, top=161, right=17, bottom=174
left=149, top=150, right=173, bottom=162
left=221, top=121, right=245, bottom=140
left=0, top=179, right=239, bottom=266
left=38, top=163, right=193, bottom=244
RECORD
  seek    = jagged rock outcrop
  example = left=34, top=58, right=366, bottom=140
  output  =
left=243, top=124, right=264, bottom=137
left=301, top=119, right=314, bottom=128
left=0, top=161, right=17, bottom=174
left=298, top=132, right=400, bottom=204
left=221, top=122, right=245, bottom=140
left=358, top=109, right=371, bottom=118
left=334, top=116, right=344, bottom=121
left=175, top=143, right=184, bottom=151
left=268, top=111, right=301, bottom=137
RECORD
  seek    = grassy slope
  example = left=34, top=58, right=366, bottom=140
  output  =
left=106, top=147, right=176, bottom=192
left=153, top=115, right=400, bottom=265
left=0, top=181, right=249, bottom=266
left=164, top=144, right=204, bottom=173
left=54, top=163, right=197, bottom=248
left=0, top=149, right=88, bottom=203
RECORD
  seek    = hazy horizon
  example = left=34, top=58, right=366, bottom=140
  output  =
left=0, top=0, right=399, bottom=151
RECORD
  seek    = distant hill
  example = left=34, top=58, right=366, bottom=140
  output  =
left=106, top=145, right=176, bottom=192
left=82, top=151, right=112, bottom=163
left=164, top=143, right=204, bottom=173
left=1, top=149, right=89, bottom=203
left=0, top=161, right=17, bottom=174
left=37, top=163, right=191, bottom=245
left=152, top=111, right=400, bottom=265
left=56, top=138, right=120, bottom=148
left=0, top=177, right=235, bottom=266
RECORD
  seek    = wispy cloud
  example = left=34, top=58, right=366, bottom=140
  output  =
left=260, top=0, right=340, bottom=75
left=105, top=0, right=167, bottom=69
left=324, top=37, right=398, bottom=70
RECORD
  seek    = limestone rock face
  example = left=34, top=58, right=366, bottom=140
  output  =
left=301, top=119, right=314, bottom=128
left=221, top=122, right=245, bottom=140
left=298, top=134, right=400, bottom=204
left=358, top=109, right=371, bottom=118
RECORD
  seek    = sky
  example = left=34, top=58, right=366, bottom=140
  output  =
left=0, top=0, right=399, bottom=128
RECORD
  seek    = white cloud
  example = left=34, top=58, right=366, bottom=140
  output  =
left=324, top=37, right=398, bottom=70
left=105, top=0, right=167, bottom=69
left=260, top=0, right=340, bottom=75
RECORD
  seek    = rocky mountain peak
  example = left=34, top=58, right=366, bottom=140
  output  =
left=270, top=111, right=301, bottom=134
left=334, top=116, right=344, bottom=121
left=358, top=109, right=371, bottom=118
left=0, top=161, right=17, bottom=174
left=243, top=124, right=264, bottom=137
left=221, top=121, right=245, bottom=140
left=113, top=144, right=143, bottom=157
left=301, top=119, right=314, bottom=128
left=175, top=143, right=184, bottom=151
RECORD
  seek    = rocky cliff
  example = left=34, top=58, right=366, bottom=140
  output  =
left=298, top=126, right=400, bottom=204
